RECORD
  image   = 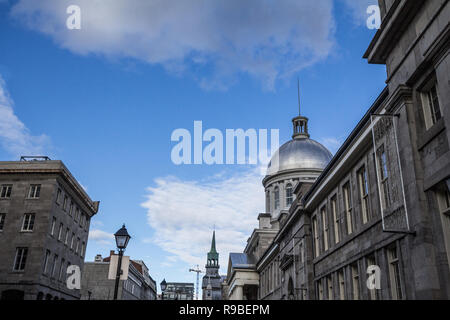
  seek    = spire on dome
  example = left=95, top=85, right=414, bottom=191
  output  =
left=292, top=79, right=310, bottom=139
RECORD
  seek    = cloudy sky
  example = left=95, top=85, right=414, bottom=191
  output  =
left=0, top=0, right=383, bottom=294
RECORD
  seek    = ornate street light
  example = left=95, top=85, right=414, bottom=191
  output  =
left=160, top=279, right=167, bottom=300
left=113, top=224, right=131, bottom=300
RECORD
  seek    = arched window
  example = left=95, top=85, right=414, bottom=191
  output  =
left=266, top=191, right=270, bottom=212
left=274, top=187, right=280, bottom=209
left=286, top=184, right=293, bottom=206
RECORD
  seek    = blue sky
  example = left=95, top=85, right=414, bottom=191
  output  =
left=0, top=0, right=385, bottom=294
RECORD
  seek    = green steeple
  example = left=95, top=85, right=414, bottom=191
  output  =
left=207, top=231, right=219, bottom=264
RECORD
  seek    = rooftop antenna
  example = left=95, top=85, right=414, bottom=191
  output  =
left=297, top=77, right=301, bottom=116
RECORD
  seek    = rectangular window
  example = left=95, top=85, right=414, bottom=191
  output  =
left=58, top=223, right=63, bottom=241
left=51, top=254, right=58, bottom=278
left=422, top=83, right=442, bottom=129
left=0, top=213, right=5, bottom=231
left=13, top=247, right=28, bottom=271
left=22, top=213, right=35, bottom=231
left=43, top=250, right=50, bottom=274
left=63, top=195, right=68, bottom=211
left=74, top=207, right=79, bottom=222
left=318, top=279, right=324, bottom=300
left=50, top=217, right=56, bottom=236
left=28, top=184, right=41, bottom=198
left=358, top=166, right=370, bottom=224
left=321, top=206, right=329, bottom=251
left=70, top=233, right=75, bottom=250
left=367, top=255, right=377, bottom=300
left=377, top=145, right=390, bottom=209
left=331, top=196, right=339, bottom=244
left=387, top=245, right=403, bottom=300
left=69, top=201, right=74, bottom=216
left=56, top=188, right=62, bottom=204
left=81, top=241, right=86, bottom=258
left=59, top=258, right=65, bottom=281
left=327, top=275, right=333, bottom=300
left=437, top=189, right=450, bottom=269
left=352, top=263, right=359, bottom=300
left=343, top=182, right=353, bottom=235
left=312, top=216, right=320, bottom=258
left=75, top=237, right=80, bottom=254
left=65, top=228, right=70, bottom=245
left=0, top=184, right=12, bottom=198
left=338, top=270, right=345, bottom=300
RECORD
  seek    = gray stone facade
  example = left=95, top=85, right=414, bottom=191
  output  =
left=228, top=0, right=450, bottom=300
left=80, top=252, right=157, bottom=300
left=0, top=159, right=99, bottom=300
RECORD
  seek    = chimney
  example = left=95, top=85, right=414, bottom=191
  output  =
left=110, top=250, right=115, bottom=257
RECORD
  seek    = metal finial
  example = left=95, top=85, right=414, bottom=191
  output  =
left=297, top=78, right=301, bottom=116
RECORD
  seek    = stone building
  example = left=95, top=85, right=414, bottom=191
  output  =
left=202, top=231, right=223, bottom=300
left=0, top=157, right=100, bottom=300
left=80, top=251, right=157, bottom=300
left=161, top=281, right=194, bottom=300
left=225, top=0, right=450, bottom=300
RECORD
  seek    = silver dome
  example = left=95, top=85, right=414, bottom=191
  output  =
left=267, top=138, right=333, bottom=176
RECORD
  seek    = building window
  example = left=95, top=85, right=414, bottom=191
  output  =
left=59, top=259, right=65, bottom=281
left=387, top=245, right=403, bottom=300
left=63, top=195, right=68, bottom=211
left=58, top=223, right=63, bottom=241
left=286, top=184, right=293, bottom=206
left=28, top=184, right=41, bottom=199
left=51, top=254, right=58, bottom=278
left=331, top=196, right=340, bottom=244
left=75, top=237, right=80, bottom=254
left=69, top=201, right=74, bottom=216
left=327, top=275, right=333, bottom=300
left=377, top=145, right=390, bottom=209
left=13, top=247, right=28, bottom=271
left=436, top=189, right=450, bottom=268
left=338, top=270, right=345, bottom=300
left=274, top=187, right=280, bottom=210
left=343, top=182, right=353, bottom=235
left=0, top=213, right=5, bottom=231
left=43, top=250, right=50, bottom=274
left=0, top=184, right=12, bottom=198
left=321, top=206, right=329, bottom=251
left=317, top=279, right=324, bottom=300
left=422, top=83, right=442, bottom=129
left=358, top=166, right=370, bottom=224
left=312, top=216, right=320, bottom=258
left=22, top=213, right=35, bottom=231
left=65, top=228, right=70, bottom=245
left=266, top=191, right=270, bottom=212
left=70, top=233, right=75, bottom=250
left=81, top=241, right=86, bottom=258
left=366, top=255, right=377, bottom=300
left=56, top=188, right=62, bottom=205
left=50, top=217, right=56, bottom=236
left=351, top=263, right=359, bottom=300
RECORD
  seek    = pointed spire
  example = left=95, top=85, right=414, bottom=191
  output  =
left=292, top=78, right=310, bottom=140
left=210, top=230, right=217, bottom=254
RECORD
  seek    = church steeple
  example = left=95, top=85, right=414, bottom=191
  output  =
left=207, top=231, right=219, bottom=267
left=292, top=79, right=310, bottom=140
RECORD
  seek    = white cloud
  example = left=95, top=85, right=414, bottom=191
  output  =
left=339, top=0, right=379, bottom=25
left=141, top=168, right=265, bottom=273
left=89, top=229, right=114, bottom=245
left=10, top=0, right=336, bottom=90
left=0, top=75, right=50, bottom=157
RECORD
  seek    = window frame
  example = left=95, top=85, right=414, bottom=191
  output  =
left=0, top=184, right=12, bottom=199
left=13, top=247, right=28, bottom=272
left=343, top=182, right=353, bottom=235
left=358, top=165, right=370, bottom=224
left=0, top=213, right=5, bottom=231
left=21, top=213, right=36, bottom=232
left=28, top=184, right=41, bottom=199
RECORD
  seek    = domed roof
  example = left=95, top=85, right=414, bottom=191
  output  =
left=266, top=138, right=333, bottom=176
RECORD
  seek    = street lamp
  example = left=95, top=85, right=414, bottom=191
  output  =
left=160, top=279, right=167, bottom=300
left=113, top=224, right=131, bottom=300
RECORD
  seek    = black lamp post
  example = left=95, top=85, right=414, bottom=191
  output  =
left=113, top=224, right=131, bottom=300
left=160, top=279, right=167, bottom=300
